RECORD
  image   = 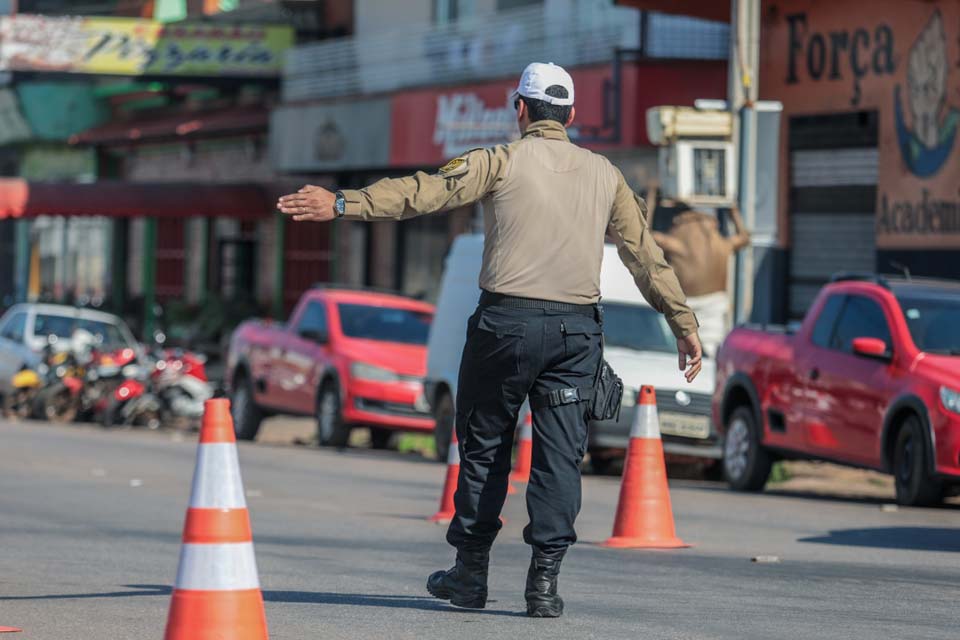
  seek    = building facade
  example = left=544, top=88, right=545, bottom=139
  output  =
left=0, top=0, right=731, bottom=341
left=759, top=0, right=960, bottom=319
left=271, top=0, right=730, bottom=304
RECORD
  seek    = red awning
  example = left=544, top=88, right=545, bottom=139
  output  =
left=69, top=106, right=268, bottom=146
left=615, top=0, right=729, bottom=23
left=0, top=179, right=281, bottom=220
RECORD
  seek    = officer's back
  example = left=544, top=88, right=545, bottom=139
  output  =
left=485, top=122, right=616, bottom=303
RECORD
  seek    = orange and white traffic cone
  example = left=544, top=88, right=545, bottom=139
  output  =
left=164, top=398, right=269, bottom=640
left=428, top=428, right=459, bottom=524
left=602, top=386, right=689, bottom=549
left=510, top=409, right=533, bottom=483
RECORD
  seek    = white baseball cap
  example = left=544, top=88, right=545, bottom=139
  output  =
left=511, top=62, right=575, bottom=106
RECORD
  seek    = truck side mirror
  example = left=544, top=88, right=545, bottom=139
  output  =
left=852, top=337, right=891, bottom=362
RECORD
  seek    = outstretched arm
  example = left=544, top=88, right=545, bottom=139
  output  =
left=608, top=170, right=702, bottom=382
left=278, top=146, right=510, bottom=222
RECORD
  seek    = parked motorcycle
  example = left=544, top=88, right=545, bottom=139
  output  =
left=3, top=366, right=43, bottom=419
left=80, top=346, right=140, bottom=422
left=102, top=375, right=162, bottom=430
left=31, top=339, right=86, bottom=423
left=153, top=349, right=213, bottom=425
left=103, top=347, right=212, bottom=430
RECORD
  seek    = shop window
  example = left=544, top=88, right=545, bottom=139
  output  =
left=218, top=238, right=257, bottom=303
left=435, top=0, right=476, bottom=23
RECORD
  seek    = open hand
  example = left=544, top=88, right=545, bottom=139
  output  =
left=677, top=333, right=703, bottom=383
left=277, top=185, right=337, bottom=221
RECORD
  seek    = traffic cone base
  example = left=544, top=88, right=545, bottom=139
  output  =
left=164, top=398, right=268, bottom=640
left=602, top=536, right=688, bottom=549
left=165, top=589, right=267, bottom=640
left=601, top=386, right=690, bottom=550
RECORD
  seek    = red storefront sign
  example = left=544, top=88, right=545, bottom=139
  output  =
left=389, top=60, right=727, bottom=167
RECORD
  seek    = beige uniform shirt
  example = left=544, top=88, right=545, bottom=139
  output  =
left=339, top=120, right=698, bottom=338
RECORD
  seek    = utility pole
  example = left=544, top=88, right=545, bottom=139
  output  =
left=729, top=0, right=760, bottom=323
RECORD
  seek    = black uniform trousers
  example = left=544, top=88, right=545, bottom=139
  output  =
left=446, top=302, right=602, bottom=555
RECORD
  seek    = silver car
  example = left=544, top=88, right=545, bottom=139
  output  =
left=0, top=304, right=139, bottom=396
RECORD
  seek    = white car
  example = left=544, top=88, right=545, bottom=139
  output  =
left=0, top=304, right=140, bottom=396
left=423, top=234, right=719, bottom=468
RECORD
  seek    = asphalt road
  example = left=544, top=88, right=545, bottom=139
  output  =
left=2, top=418, right=959, bottom=640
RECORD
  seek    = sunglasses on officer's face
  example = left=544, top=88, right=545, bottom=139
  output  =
left=513, top=99, right=521, bottom=111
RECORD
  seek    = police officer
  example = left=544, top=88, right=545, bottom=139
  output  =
left=278, top=62, right=702, bottom=618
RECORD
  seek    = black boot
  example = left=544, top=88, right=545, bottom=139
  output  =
left=525, top=549, right=565, bottom=618
left=426, top=549, right=489, bottom=609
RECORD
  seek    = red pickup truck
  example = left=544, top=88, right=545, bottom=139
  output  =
left=713, top=275, right=960, bottom=506
left=225, top=287, right=435, bottom=448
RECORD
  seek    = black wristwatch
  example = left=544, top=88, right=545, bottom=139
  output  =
left=334, top=191, right=346, bottom=218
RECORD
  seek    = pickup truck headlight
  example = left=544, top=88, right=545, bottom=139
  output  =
left=940, top=387, right=960, bottom=415
left=351, top=362, right=400, bottom=383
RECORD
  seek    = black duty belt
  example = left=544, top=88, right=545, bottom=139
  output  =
left=479, top=291, right=596, bottom=317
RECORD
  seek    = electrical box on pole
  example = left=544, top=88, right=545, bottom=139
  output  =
left=647, top=105, right=736, bottom=207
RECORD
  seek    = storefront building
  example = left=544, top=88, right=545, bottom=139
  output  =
left=0, top=12, right=294, bottom=337
left=760, top=0, right=960, bottom=318
left=0, top=80, right=110, bottom=308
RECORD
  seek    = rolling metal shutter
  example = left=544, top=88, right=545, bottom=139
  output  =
left=787, top=113, right=878, bottom=318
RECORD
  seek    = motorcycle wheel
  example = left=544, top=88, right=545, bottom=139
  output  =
left=6, top=389, right=35, bottom=420
left=35, top=385, right=79, bottom=424
left=102, top=399, right=124, bottom=428
left=136, top=409, right=162, bottom=430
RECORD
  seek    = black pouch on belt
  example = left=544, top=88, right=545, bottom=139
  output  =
left=590, top=358, right=623, bottom=422
left=589, top=303, right=623, bottom=422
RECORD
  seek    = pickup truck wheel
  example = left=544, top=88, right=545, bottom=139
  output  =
left=893, top=417, right=943, bottom=506
left=231, top=375, right=262, bottom=441
left=317, top=381, right=351, bottom=448
left=432, top=391, right=454, bottom=463
left=723, top=406, right=772, bottom=492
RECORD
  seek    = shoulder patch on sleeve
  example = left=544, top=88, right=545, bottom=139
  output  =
left=437, top=156, right=469, bottom=177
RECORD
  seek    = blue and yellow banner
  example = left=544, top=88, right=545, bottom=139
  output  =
left=0, top=15, right=293, bottom=77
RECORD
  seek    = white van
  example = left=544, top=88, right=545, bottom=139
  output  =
left=423, top=234, right=719, bottom=469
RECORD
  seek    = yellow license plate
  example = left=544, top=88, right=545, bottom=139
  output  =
left=659, top=412, right=710, bottom=439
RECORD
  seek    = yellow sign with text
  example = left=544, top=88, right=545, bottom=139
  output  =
left=0, top=15, right=293, bottom=77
